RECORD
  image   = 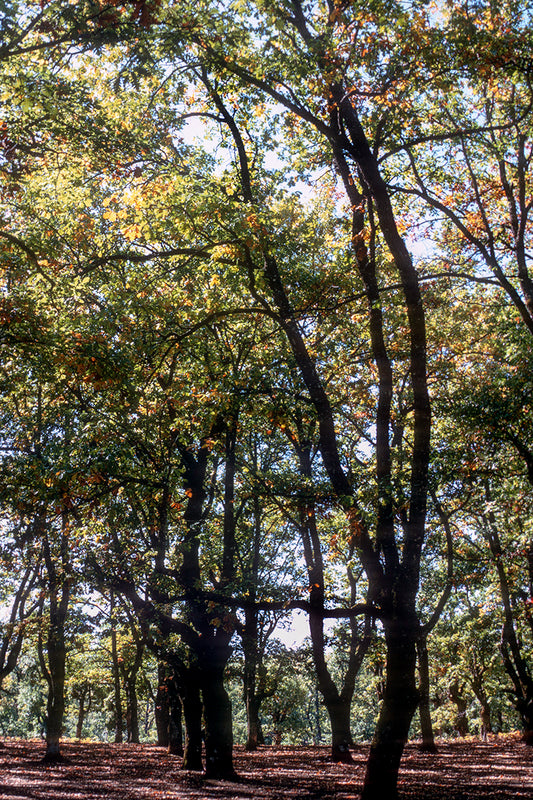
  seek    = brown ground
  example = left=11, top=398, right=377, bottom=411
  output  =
left=0, top=736, right=531, bottom=800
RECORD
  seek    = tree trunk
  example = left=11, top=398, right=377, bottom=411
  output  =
left=125, top=675, right=140, bottom=744
left=75, top=684, right=90, bottom=740
left=449, top=680, right=469, bottom=737
left=362, top=623, right=419, bottom=800
left=297, top=444, right=370, bottom=763
left=200, top=640, right=235, bottom=779
left=39, top=519, right=70, bottom=764
left=241, top=485, right=268, bottom=752
left=43, top=613, right=67, bottom=762
left=110, top=591, right=124, bottom=744
left=517, top=695, right=533, bottom=745
left=314, top=687, right=323, bottom=744
left=482, top=489, right=533, bottom=744
left=245, top=694, right=262, bottom=751
left=329, top=699, right=355, bottom=762
left=168, top=677, right=184, bottom=756
left=417, top=635, right=437, bottom=752
left=155, top=663, right=170, bottom=748
left=180, top=673, right=203, bottom=771
left=480, top=702, right=492, bottom=740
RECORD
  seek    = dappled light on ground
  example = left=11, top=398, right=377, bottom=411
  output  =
left=0, top=738, right=531, bottom=800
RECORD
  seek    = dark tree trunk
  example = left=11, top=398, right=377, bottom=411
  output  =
left=167, top=676, right=184, bottom=756
left=200, top=639, right=235, bottom=779
left=241, top=484, right=268, bottom=752
left=39, top=518, right=70, bottom=764
left=125, top=676, right=140, bottom=744
left=181, top=672, right=203, bottom=771
left=362, top=622, right=419, bottom=800
left=417, top=635, right=437, bottom=752
left=245, top=692, right=261, bottom=751
left=199, top=14, right=432, bottom=799
left=482, top=495, right=533, bottom=746
left=75, top=683, right=91, bottom=740
left=123, top=639, right=143, bottom=744
left=449, top=680, right=469, bottom=737
left=242, top=593, right=260, bottom=752
left=155, top=663, right=170, bottom=748
left=43, top=608, right=67, bottom=762
left=110, top=591, right=124, bottom=744
left=328, top=699, right=355, bottom=762
left=519, top=701, right=533, bottom=745
left=245, top=695, right=264, bottom=751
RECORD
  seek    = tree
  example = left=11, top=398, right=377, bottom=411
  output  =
left=154, top=6, right=432, bottom=794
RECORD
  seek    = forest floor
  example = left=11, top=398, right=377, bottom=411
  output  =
left=0, top=735, right=531, bottom=800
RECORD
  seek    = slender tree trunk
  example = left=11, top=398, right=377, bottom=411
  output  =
left=314, top=687, right=323, bottom=744
left=155, top=663, right=170, bottom=748
left=125, top=675, right=140, bottom=743
left=241, top=482, right=268, bottom=752
left=123, top=639, right=143, bottom=744
left=297, top=443, right=369, bottom=763
left=110, top=591, right=124, bottom=744
left=76, top=684, right=90, bottom=740
left=480, top=702, right=492, bottom=740
left=417, top=635, right=437, bottom=752
left=39, top=517, right=70, bottom=764
left=242, top=603, right=263, bottom=751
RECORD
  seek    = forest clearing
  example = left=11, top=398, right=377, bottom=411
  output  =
left=1, top=736, right=533, bottom=800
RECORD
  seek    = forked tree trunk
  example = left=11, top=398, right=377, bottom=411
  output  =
left=199, top=16, right=431, bottom=799
left=297, top=444, right=370, bottom=763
